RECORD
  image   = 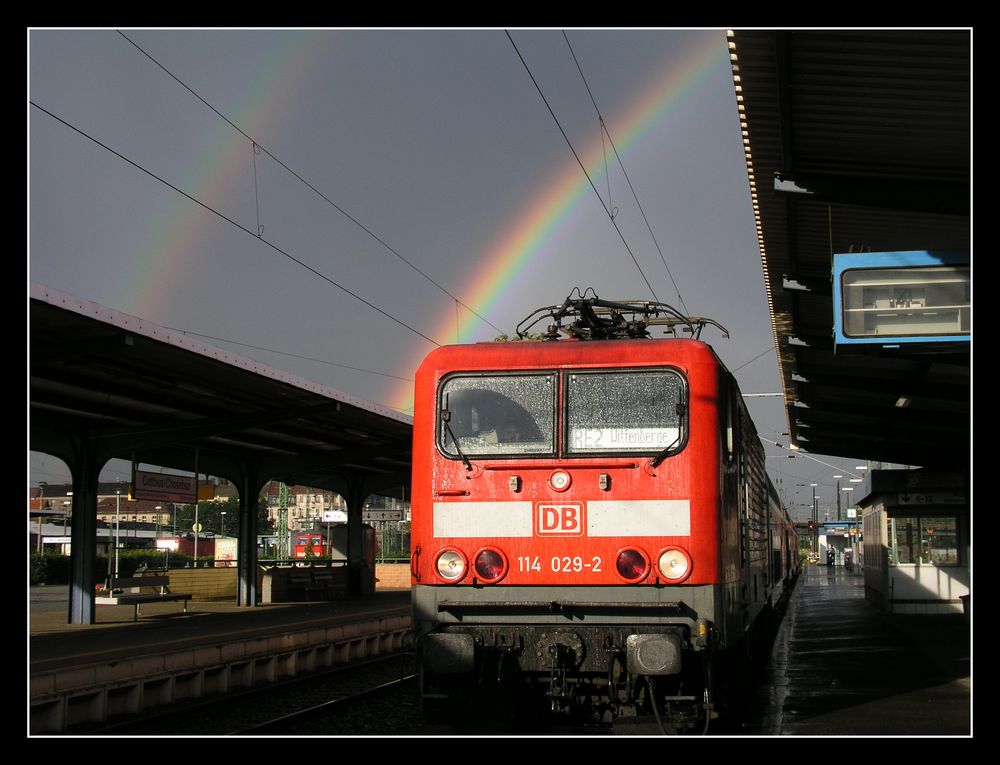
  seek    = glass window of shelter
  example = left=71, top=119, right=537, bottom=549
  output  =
left=888, top=516, right=959, bottom=566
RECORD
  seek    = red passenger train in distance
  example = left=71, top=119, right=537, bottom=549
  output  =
left=409, top=292, right=799, bottom=733
left=293, top=533, right=326, bottom=559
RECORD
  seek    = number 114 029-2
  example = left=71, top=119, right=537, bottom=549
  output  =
left=517, top=555, right=603, bottom=573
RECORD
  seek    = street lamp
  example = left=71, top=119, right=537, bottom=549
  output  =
left=63, top=491, right=73, bottom=536
left=220, top=510, right=226, bottom=537
left=810, top=484, right=821, bottom=559
left=853, top=465, right=869, bottom=493
left=842, top=486, right=857, bottom=566
left=834, top=475, right=843, bottom=521
left=35, top=481, right=48, bottom=554
left=114, top=489, right=121, bottom=578
left=155, top=506, right=162, bottom=539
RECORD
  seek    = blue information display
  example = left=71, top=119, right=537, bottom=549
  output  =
left=832, top=250, right=969, bottom=347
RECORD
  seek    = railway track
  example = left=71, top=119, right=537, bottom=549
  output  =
left=74, top=653, right=419, bottom=736
left=68, top=646, right=778, bottom=735
left=235, top=674, right=418, bottom=735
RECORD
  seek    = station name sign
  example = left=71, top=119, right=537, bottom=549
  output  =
left=132, top=470, right=198, bottom=503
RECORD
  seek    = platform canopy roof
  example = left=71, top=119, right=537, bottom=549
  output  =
left=727, top=29, right=970, bottom=467
left=29, top=283, right=412, bottom=497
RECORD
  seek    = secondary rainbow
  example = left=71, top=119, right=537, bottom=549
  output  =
left=114, top=32, right=332, bottom=317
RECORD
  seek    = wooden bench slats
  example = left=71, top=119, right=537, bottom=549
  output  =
left=289, top=568, right=338, bottom=602
left=96, top=574, right=192, bottom=621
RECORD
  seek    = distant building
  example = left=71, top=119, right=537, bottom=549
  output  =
left=211, top=478, right=239, bottom=503
left=31, top=478, right=239, bottom=531
left=96, top=496, right=176, bottom=530
left=264, top=482, right=345, bottom=532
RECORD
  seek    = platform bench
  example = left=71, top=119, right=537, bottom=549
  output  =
left=95, top=575, right=192, bottom=621
left=289, top=569, right=334, bottom=602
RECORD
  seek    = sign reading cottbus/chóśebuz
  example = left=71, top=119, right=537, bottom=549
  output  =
left=132, top=470, right=198, bottom=503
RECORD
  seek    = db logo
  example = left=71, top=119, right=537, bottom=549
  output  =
left=536, top=502, right=585, bottom=536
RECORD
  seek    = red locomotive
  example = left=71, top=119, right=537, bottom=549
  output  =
left=410, top=294, right=798, bottom=732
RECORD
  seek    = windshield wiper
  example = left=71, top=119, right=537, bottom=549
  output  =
left=649, top=435, right=681, bottom=469
left=650, top=403, right=685, bottom=469
left=441, top=396, right=473, bottom=472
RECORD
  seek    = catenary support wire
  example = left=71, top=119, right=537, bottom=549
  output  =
left=115, top=30, right=503, bottom=336
left=30, top=100, right=440, bottom=347
left=506, top=30, right=660, bottom=303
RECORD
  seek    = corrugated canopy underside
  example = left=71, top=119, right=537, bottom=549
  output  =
left=29, top=284, right=413, bottom=494
left=728, top=30, right=970, bottom=467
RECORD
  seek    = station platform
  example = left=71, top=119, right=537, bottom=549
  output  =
left=29, top=587, right=411, bottom=733
left=30, top=570, right=972, bottom=736
left=743, top=566, right=971, bottom=736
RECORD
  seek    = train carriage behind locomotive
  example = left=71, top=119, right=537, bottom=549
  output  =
left=409, top=296, right=797, bottom=732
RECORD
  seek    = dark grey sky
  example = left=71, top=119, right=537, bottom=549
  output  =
left=28, top=28, right=877, bottom=518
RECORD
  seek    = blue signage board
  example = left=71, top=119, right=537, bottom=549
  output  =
left=833, top=250, right=969, bottom=347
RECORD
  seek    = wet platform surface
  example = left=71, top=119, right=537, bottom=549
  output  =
left=743, top=566, right=971, bottom=736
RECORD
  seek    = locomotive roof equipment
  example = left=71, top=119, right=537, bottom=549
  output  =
left=515, top=287, right=730, bottom=342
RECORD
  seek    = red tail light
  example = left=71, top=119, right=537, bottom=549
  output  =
left=615, top=548, right=649, bottom=582
left=473, top=548, right=507, bottom=583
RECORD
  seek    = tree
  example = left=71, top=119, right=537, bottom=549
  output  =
left=256, top=496, right=273, bottom=534
left=173, top=495, right=273, bottom=537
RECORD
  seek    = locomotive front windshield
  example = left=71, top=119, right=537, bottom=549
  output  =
left=567, top=370, right=684, bottom=454
left=437, top=368, right=686, bottom=459
left=439, top=374, right=556, bottom=457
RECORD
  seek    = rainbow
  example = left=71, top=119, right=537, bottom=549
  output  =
left=391, top=31, right=729, bottom=413
left=115, top=31, right=332, bottom=316
left=105, top=31, right=728, bottom=416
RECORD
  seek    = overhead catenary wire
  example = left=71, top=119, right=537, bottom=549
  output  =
left=30, top=100, right=440, bottom=348
left=758, top=435, right=865, bottom=480
left=116, top=30, right=504, bottom=337
left=731, top=344, right=776, bottom=372
left=562, top=31, right=690, bottom=315
left=505, top=30, right=661, bottom=303
left=164, top=326, right=414, bottom=381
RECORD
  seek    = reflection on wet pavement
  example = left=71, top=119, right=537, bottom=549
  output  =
left=742, top=566, right=970, bottom=736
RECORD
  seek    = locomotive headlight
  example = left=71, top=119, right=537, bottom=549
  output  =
left=473, top=547, right=508, bottom=583
left=549, top=470, right=572, bottom=492
left=435, top=548, right=468, bottom=582
left=658, top=547, right=692, bottom=583
left=615, top=547, right=650, bottom=582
